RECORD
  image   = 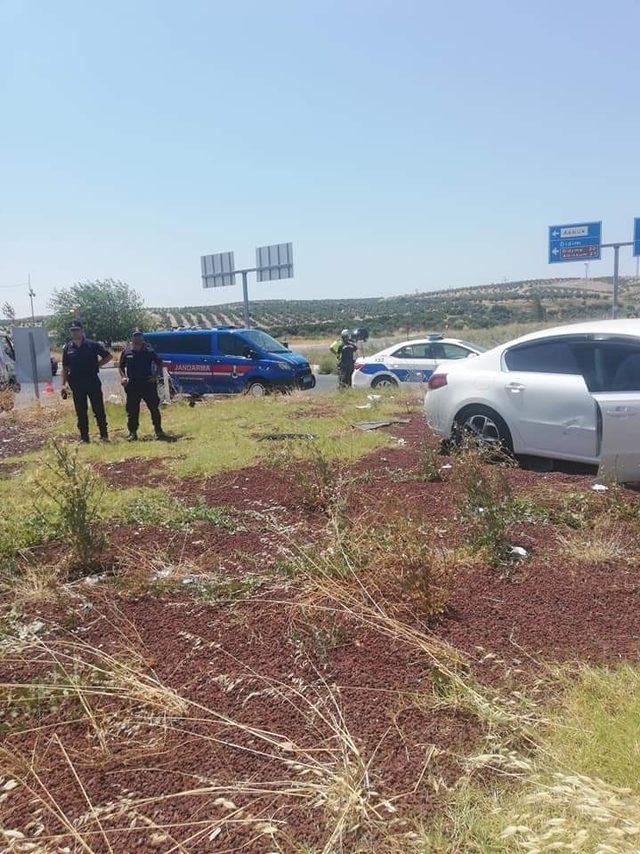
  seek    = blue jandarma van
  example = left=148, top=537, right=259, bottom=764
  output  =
left=145, top=327, right=316, bottom=397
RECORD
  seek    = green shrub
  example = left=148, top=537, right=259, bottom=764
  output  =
left=40, top=441, right=106, bottom=574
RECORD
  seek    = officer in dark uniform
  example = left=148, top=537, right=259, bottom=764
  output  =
left=337, top=329, right=358, bottom=389
left=119, top=330, right=170, bottom=441
left=61, top=321, right=111, bottom=443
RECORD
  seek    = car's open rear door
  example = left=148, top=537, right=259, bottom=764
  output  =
left=592, top=392, right=640, bottom=482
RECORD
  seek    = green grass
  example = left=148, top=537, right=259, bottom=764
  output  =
left=0, top=390, right=410, bottom=559
left=47, top=390, right=404, bottom=476
left=117, top=487, right=237, bottom=531
left=422, top=665, right=640, bottom=851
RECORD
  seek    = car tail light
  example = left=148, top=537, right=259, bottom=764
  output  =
left=353, top=359, right=364, bottom=371
left=427, top=373, right=447, bottom=390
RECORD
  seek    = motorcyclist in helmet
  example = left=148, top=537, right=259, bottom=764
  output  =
left=330, top=328, right=358, bottom=389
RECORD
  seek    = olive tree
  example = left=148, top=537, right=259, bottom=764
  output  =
left=49, top=279, right=154, bottom=345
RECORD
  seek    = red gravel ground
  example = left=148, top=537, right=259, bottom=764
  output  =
left=2, top=412, right=640, bottom=851
left=0, top=410, right=55, bottom=458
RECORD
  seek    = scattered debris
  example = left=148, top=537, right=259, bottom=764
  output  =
left=15, top=619, right=45, bottom=639
left=510, top=546, right=529, bottom=559
left=354, top=418, right=411, bottom=431
left=592, top=483, right=609, bottom=492
left=256, top=432, right=317, bottom=441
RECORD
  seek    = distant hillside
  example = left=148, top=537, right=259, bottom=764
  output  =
left=149, top=276, right=640, bottom=339
left=4, top=276, right=639, bottom=339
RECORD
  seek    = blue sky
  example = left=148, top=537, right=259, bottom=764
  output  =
left=1, top=0, right=639, bottom=316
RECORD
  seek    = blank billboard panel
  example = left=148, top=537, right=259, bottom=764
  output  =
left=256, top=243, right=293, bottom=282
left=201, top=252, right=236, bottom=288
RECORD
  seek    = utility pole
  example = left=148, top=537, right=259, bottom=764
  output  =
left=584, top=262, right=589, bottom=280
left=27, top=274, right=36, bottom=324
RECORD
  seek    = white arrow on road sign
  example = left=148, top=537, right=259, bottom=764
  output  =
left=552, top=230, right=560, bottom=237
left=552, top=248, right=559, bottom=255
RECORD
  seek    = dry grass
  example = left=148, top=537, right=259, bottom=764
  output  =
left=0, top=624, right=418, bottom=852
left=0, top=562, right=63, bottom=607
left=557, top=519, right=631, bottom=565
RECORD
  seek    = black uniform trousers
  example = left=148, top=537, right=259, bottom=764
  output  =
left=70, top=378, right=108, bottom=439
left=125, top=379, right=162, bottom=435
left=338, top=366, right=354, bottom=388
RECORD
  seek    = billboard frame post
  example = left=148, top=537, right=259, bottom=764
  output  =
left=241, top=271, right=250, bottom=327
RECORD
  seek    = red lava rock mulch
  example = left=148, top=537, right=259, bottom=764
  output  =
left=93, top=455, right=176, bottom=488
left=0, top=412, right=53, bottom=459
left=4, top=411, right=640, bottom=850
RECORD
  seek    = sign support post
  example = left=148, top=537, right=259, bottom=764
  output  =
left=600, top=242, right=633, bottom=319
left=241, top=270, right=250, bottom=327
left=548, top=222, right=640, bottom=319
left=28, top=330, right=40, bottom=400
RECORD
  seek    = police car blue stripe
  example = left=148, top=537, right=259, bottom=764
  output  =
left=359, top=362, right=433, bottom=383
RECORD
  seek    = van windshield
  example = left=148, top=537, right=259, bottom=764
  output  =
left=242, top=330, right=288, bottom=353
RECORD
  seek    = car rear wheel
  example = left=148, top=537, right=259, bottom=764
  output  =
left=246, top=380, right=269, bottom=397
left=454, top=405, right=512, bottom=452
left=371, top=375, right=398, bottom=389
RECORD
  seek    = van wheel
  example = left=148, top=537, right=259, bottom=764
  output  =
left=453, top=405, right=513, bottom=452
left=246, top=380, right=269, bottom=397
left=371, top=375, right=398, bottom=389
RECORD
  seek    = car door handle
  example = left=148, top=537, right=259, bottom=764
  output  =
left=506, top=382, right=525, bottom=393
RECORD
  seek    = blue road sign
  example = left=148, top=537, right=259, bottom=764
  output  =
left=548, top=221, right=601, bottom=263
left=634, top=218, right=640, bottom=257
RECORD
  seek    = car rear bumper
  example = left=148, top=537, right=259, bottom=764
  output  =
left=423, top=392, right=450, bottom=436
left=351, top=370, right=370, bottom=388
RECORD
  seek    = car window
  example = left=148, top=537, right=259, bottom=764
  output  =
left=504, top=340, right=580, bottom=374
left=391, top=343, right=433, bottom=359
left=595, top=340, right=640, bottom=392
left=148, top=334, right=211, bottom=355
left=218, top=333, right=250, bottom=357
left=432, top=343, right=471, bottom=360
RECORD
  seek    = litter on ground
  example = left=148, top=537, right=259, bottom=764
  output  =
left=354, top=418, right=411, bottom=431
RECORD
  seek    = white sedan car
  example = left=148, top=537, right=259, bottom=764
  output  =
left=351, top=335, right=484, bottom=389
left=424, top=319, right=640, bottom=480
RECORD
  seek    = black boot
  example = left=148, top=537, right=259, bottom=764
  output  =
left=127, top=432, right=138, bottom=441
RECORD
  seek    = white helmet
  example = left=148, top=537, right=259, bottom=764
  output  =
left=341, top=328, right=350, bottom=338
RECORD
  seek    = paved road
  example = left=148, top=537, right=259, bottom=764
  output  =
left=14, top=366, right=337, bottom=406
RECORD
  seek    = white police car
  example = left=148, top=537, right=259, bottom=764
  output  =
left=351, top=334, right=484, bottom=389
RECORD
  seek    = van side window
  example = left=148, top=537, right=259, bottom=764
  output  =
left=218, top=333, right=249, bottom=357
left=150, top=334, right=211, bottom=355
left=504, top=340, right=580, bottom=374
